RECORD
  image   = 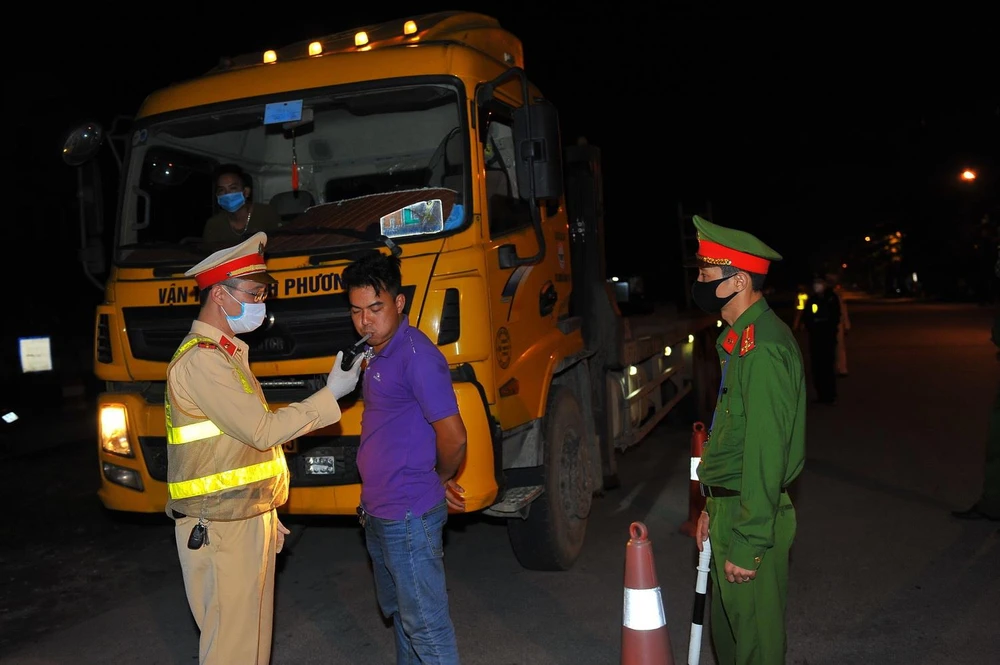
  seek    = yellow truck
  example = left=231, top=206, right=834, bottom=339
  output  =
left=62, top=11, right=720, bottom=570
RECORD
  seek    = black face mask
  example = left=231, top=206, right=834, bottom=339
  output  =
left=691, top=274, right=737, bottom=313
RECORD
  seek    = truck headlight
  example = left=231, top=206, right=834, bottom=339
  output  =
left=99, top=404, right=132, bottom=457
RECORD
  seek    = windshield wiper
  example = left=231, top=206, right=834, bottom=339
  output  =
left=274, top=227, right=371, bottom=240
left=304, top=234, right=405, bottom=265
left=116, top=240, right=206, bottom=253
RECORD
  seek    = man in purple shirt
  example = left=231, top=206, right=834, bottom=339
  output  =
left=342, top=250, right=468, bottom=665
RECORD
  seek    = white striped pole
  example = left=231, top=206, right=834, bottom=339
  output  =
left=688, top=536, right=712, bottom=665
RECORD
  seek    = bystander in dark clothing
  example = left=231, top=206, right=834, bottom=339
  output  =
left=798, top=277, right=841, bottom=404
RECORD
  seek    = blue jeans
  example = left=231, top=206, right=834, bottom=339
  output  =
left=363, top=500, right=460, bottom=665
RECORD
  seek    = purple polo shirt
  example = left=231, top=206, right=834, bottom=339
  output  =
left=357, top=315, right=459, bottom=520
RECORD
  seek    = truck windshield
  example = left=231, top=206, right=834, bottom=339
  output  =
left=115, top=83, right=467, bottom=265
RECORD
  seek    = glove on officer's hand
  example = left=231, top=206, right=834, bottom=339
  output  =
left=327, top=350, right=364, bottom=399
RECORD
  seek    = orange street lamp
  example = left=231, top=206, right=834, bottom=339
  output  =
left=961, top=169, right=977, bottom=182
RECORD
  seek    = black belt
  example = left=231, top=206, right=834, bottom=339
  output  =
left=700, top=484, right=791, bottom=498
left=700, top=484, right=740, bottom=498
left=171, top=509, right=187, bottom=519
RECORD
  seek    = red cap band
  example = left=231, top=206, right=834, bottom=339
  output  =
left=195, top=253, right=268, bottom=289
left=697, top=239, right=771, bottom=274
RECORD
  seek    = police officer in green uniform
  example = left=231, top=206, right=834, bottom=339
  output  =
left=687, top=215, right=807, bottom=665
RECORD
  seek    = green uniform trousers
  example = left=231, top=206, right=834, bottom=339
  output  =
left=708, top=493, right=796, bottom=665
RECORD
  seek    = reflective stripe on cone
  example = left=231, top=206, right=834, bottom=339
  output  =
left=621, top=521, right=675, bottom=665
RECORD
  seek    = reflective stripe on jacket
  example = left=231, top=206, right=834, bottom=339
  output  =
left=165, top=335, right=288, bottom=520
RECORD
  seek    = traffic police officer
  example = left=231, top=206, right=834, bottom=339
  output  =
left=687, top=215, right=807, bottom=665
left=166, top=231, right=363, bottom=665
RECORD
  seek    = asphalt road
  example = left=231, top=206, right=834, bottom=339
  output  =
left=1, top=299, right=998, bottom=665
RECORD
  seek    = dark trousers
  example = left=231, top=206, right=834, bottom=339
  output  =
left=808, top=330, right=837, bottom=402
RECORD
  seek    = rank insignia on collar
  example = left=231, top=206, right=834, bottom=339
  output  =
left=219, top=336, right=238, bottom=357
left=721, top=329, right=740, bottom=354
left=739, top=324, right=756, bottom=356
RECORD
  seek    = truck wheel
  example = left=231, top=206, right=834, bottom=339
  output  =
left=507, top=386, right=593, bottom=571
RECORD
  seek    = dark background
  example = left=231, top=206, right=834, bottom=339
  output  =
left=5, top=4, right=999, bottom=391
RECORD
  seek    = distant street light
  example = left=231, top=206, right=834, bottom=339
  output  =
left=961, top=169, right=977, bottom=182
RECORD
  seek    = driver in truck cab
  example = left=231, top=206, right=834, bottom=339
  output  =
left=201, top=163, right=282, bottom=243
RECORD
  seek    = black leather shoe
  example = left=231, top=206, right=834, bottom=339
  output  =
left=951, top=502, right=1000, bottom=521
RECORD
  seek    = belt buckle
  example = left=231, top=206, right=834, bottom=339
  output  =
left=699, top=483, right=708, bottom=498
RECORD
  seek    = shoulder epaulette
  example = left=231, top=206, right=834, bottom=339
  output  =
left=172, top=335, right=237, bottom=363
left=739, top=324, right=756, bottom=356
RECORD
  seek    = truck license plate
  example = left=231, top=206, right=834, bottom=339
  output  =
left=304, top=455, right=336, bottom=475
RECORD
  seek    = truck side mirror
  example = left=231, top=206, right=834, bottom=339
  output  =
left=513, top=100, right=563, bottom=203
left=62, top=123, right=105, bottom=166
left=63, top=122, right=109, bottom=283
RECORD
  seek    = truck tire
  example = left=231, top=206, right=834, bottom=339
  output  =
left=507, top=386, right=593, bottom=571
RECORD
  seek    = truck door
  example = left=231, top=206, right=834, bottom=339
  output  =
left=480, top=103, right=562, bottom=430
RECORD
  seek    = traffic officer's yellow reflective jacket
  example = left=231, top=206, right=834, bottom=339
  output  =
left=164, top=321, right=342, bottom=521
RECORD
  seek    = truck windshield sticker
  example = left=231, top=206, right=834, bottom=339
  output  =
left=380, top=199, right=443, bottom=238
left=264, top=100, right=303, bottom=125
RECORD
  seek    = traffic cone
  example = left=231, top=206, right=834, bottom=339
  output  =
left=622, top=521, right=675, bottom=665
left=679, top=422, right=708, bottom=537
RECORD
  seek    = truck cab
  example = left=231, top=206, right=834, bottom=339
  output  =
left=63, top=11, right=719, bottom=571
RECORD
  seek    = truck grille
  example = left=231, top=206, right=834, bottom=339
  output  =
left=122, top=287, right=413, bottom=363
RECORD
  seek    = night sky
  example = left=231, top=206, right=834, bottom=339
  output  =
left=15, top=5, right=1000, bottom=312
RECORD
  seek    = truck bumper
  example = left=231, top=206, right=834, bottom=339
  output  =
left=95, top=382, right=498, bottom=515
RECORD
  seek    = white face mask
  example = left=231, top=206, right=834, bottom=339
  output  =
left=221, top=287, right=267, bottom=334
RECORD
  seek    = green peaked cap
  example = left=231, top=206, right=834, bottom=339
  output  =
left=693, top=214, right=783, bottom=262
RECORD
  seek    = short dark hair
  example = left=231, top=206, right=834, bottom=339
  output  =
left=214, top=163, right=251, bottom=191
left=197, top=277, right=247, bottom=306
left=720, top=264, right=766, bottom=292
left=341, top=251, right=402, bottom=299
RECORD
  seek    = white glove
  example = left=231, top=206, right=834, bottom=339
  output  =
left=327, top=350, right=364, bottom=399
